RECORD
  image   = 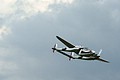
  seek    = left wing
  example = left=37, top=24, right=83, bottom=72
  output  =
left=97, top=58, right=109, bottom=63
left=56, top=36, right=81, bottom=54
left=56, top=36, right=75, bottom=48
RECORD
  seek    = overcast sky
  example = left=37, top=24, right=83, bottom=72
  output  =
left=0, top=0, right=120, bottom=80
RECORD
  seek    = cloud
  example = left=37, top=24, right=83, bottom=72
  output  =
left=0, top=0, right=17, bottom=18
left=0, top=61, right=18, bottom=75
left=0, top=0, right=74, bottom=19
left=0, top=0, right=75, bottom=37
left=0, top=0, right=120, bottom=80
left=0, top=26, right=11, bottom=40
left=20, top=0, right=74, bottom=13
left=19, top=0, right=74, bottom=19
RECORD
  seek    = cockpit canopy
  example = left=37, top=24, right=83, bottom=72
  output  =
left=82, top=47, right=91, bottom=52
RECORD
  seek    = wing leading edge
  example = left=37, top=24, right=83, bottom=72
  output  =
left=56, top=36, right=75, bottom=48
left=56, top=50, right=75, bottom=59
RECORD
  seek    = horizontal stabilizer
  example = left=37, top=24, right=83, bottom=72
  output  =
left=97, top=58, right=109, bottom=63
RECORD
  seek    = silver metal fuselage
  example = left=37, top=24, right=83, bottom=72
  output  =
left=54, top=47, right=96, bottom=58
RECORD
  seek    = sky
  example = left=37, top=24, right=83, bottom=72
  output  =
left=0, top=0, right=120, bottom=80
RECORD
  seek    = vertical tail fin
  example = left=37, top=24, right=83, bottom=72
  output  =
left=98, top=49, right=102, bottom=56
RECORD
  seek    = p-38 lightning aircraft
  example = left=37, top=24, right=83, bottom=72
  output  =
left=52, top=36, right=109, bottom=63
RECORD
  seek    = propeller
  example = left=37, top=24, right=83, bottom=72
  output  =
left=69, top=52, right=74, bottom=61
left=52, top=44, right=57, bottom=53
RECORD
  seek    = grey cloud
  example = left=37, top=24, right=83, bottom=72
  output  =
left=0, top=0, right=120, bottom=80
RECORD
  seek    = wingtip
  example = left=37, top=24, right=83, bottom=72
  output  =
left=56, top=36, right=60, bottom=39
left=56, top=36, right=59, bottom=38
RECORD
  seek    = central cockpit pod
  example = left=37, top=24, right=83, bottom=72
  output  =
left=91, top=50, right=95, bottom=53
left=82, top=47, right=91, bottom=52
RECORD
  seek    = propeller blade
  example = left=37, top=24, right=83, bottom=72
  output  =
left=69, top=52, right=72, bottom=61
left=69, top=52, right=75, bottom=61
left=52, top=44, right=57, bottom=53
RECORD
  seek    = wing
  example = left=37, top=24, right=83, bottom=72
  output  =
left=97, top=58, right=109, bottom=63
left=56, top=36, right=75, bottom=48
left=56, top=50, right=75, bottom=59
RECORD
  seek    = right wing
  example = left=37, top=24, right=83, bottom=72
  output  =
left=56, top=50, right=75, bottom=59
left=56, top=36, right=75, bottom=48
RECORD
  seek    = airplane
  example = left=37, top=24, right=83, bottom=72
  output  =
left=52, top=36, right=109, bottom=63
